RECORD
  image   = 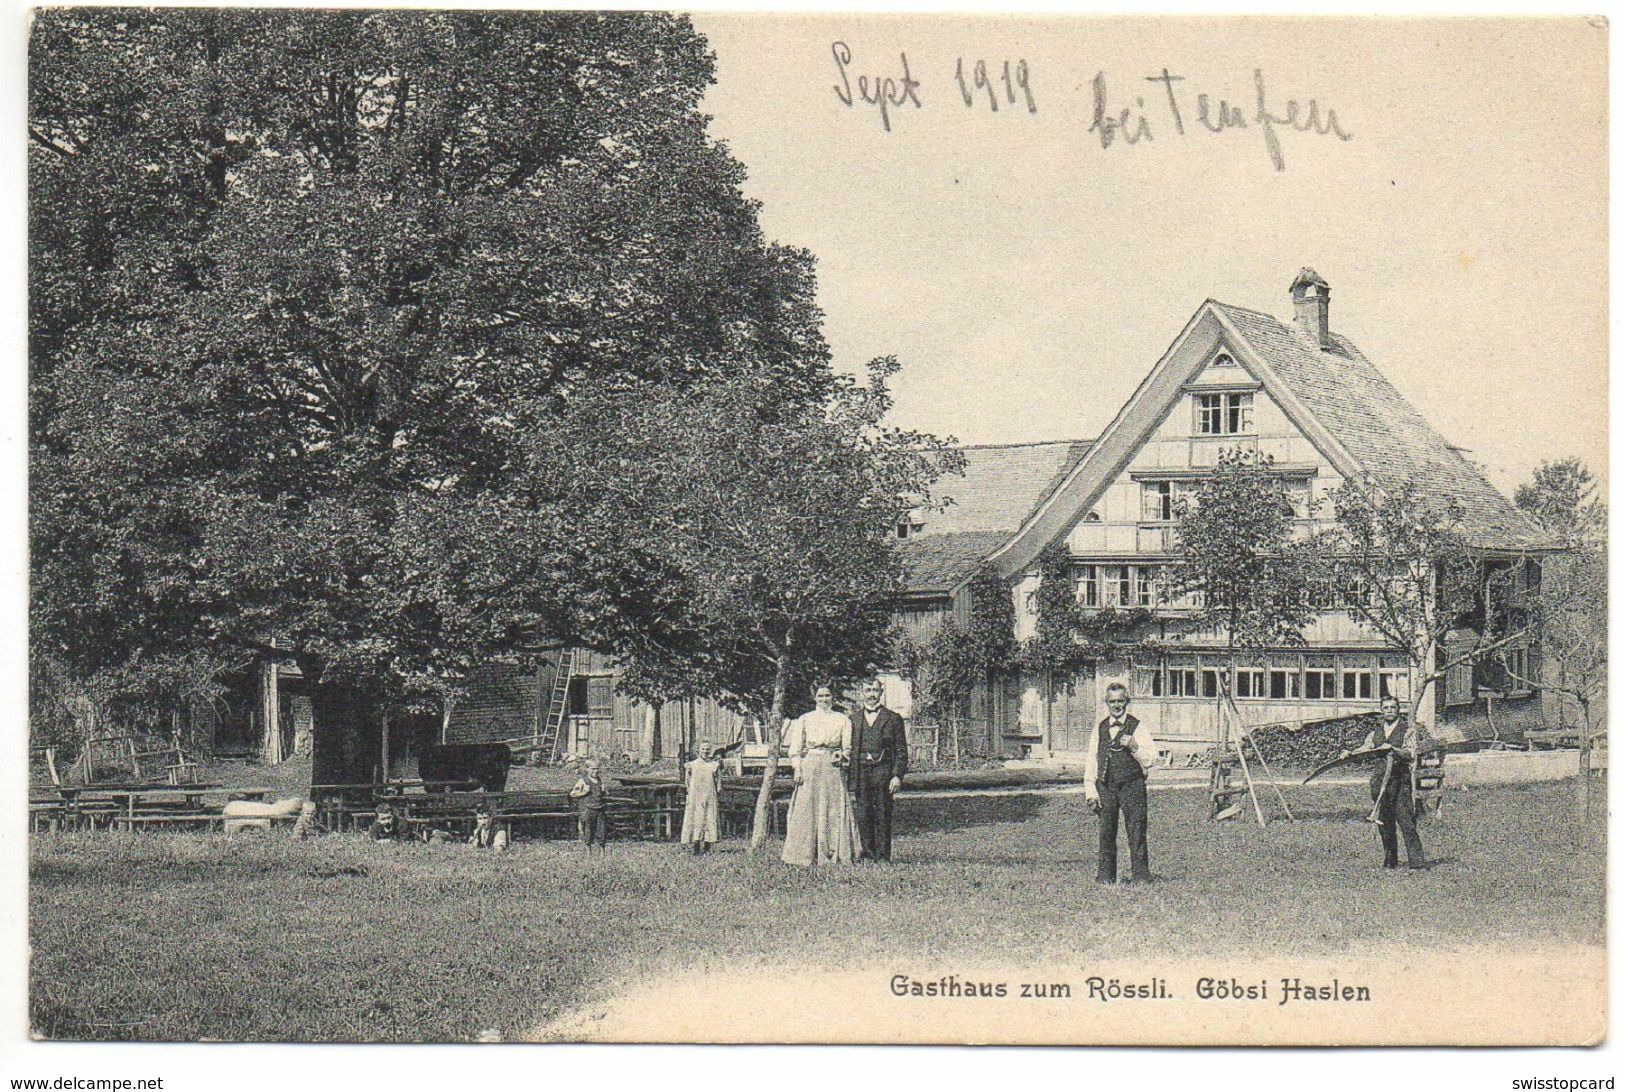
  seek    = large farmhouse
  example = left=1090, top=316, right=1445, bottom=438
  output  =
left=201, top=270, right=1552, bottom=774
left=894, top=270, right=1552, bottom=763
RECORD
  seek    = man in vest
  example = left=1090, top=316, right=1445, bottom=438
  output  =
left=850, top=678, right=908, bottom=862
left=1084, top=682, right=1156, bottom=884
left=1351, top=694, right=1430, bottom=870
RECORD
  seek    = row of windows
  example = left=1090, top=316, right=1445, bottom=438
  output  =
left=1134, top=655, right=1412, bottom=702
left=1076, top=564, right=1186, bottom=609
left=1139, top=477, right=1311, bottom=523
left=1072, top=564, right=1370, bottom=612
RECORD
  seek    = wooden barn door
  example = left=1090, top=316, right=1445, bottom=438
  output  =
left=1046, top=670, right=1097, bottom=754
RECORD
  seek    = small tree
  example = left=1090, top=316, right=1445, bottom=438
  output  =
left=1018, top=543, right=1094, bottom=736
left=1509, top=458, right=1605, bottom=817
left=1324, top=482, right=1526, bottom=729
left=598, top=358, right=960, bottom=850
left=1504, top=549, right=1606, bottom=816
left=1514, top=457, right=1606, bottom=546
left=1021, top=543, right=1094, bottom=681
left=1016, top=542, right=1153, bottom=743
left=1168, top=450, right=1318, bottom=741
left=908, top=565, right=1017, bottom=758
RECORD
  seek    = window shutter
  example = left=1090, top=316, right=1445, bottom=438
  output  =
left=1443, top=632, right=1476, bottom=707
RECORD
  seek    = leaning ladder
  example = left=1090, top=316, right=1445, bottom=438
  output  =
left=534, top=648, right=576, bottom=764
left=1207, top=679, right=1296, bottom=826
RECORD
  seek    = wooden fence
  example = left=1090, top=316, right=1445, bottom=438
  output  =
left=908, top=718, right=1002, bottom=769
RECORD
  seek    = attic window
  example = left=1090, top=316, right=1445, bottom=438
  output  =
left=1212, top=353, right=1237, bottom=369
left=1195, top=392, right=1253, bottom=435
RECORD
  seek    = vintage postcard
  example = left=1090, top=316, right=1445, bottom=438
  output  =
left=20, top=6, right=1607, bottom=1058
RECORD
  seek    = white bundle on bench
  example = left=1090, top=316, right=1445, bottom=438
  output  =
left=223, top=796, right=309, bottom=834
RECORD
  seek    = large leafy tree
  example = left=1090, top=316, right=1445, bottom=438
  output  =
left=30, top=9, right=836, bottom=780
left=558, top=358, right=959, bottom=849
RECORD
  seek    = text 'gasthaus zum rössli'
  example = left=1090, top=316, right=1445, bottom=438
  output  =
left=888, top=975, right=1373, bottom=1005
left=829, top=43, right=1351, bottom=171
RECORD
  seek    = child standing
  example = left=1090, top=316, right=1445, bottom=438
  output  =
left=569, top=757, right=609, bottom=854
left=679, top=747, right=724, bottom=855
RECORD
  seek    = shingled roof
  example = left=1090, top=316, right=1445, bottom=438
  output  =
left=901, top=281, right=1548, bottom=595
left=1212, top=302, right=1549, bottom=550
left=920, top=440, right=1092, bottom=535
left=899, top=440, right=1091, bottom=594
left=898, top=530, right=1012, bottom=595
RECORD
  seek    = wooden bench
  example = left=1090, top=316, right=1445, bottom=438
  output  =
left=30, top=800, right=66, bottom=833
left=113, top=813, right=225, bottom=831
left=1524, top=729, right=1582, bottom=751
left=60, top=801, right=123, bottom=831
left=382, top=787, right=692, bottom=842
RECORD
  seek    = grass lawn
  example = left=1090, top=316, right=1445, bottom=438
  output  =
left=30, top=778, right=1603, bottom=1042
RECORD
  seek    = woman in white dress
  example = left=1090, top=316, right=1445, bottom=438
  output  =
left=781, top=684, right=861, bottom=867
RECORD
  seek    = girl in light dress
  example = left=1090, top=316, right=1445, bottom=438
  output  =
left=780, top=684, right=861, bottom=867
left=680, top=746, right=724, bottom=854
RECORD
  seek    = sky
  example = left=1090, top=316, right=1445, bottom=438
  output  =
left=692, top=14, right=1608, bottom=495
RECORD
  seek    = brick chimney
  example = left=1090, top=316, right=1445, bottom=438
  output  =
left=1289, top=267, right=1331, bottom=349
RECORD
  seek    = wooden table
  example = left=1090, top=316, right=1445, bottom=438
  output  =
left=82, top=786, right=276, bottom=831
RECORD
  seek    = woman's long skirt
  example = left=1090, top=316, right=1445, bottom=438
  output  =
left=781, top=752, right=860, bottom=866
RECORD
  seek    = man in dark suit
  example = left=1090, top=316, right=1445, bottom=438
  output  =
left=1355, top=695, right=1430, bottom=870
left=850, top=678, right=908, bottom=862
left=1084, top=682, right=1155, bottom=884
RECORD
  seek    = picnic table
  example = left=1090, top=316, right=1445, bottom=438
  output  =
left=371, top=783, right=693, bottom=842
left=29, top=782, right=217, bottom=832
left=45, top=784, right=278, bottom=832
left=108, top=785, right=277, bottom=831
left=309, top=774, right=794, bottom=843
left=1524, top=728, right=1583, bottom=751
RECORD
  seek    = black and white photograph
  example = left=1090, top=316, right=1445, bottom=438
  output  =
left=11, top=2, right=1611, bottom=1071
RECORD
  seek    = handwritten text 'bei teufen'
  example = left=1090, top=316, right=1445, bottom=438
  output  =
left=828, top=43, right=1352, bottom=172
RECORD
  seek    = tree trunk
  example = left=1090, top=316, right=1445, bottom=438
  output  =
left=379, top=710, right=391, bottom=782
left=678, top=701, right=690, bottom=768
left=1574, top=697, right=1593, bottom=823
left=748, top=655, right=791, bottom=853
left=1407, top=666, right=1439, bottom=735
left=306, top=663, right=385, bottom=800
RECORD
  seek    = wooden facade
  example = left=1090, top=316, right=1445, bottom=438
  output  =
left=896, top=273, right=1552, bottom=763
left=216, top=648, right=752, bottom=776
left=442, top=649, right=750, bottom=762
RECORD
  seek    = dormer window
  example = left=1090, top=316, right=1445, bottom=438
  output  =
left=1196, top=391, right=1253, bottom=435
